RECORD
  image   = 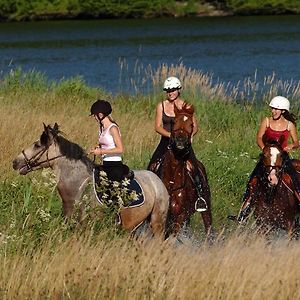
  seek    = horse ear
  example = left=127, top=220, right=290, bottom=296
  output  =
left=43, top=123, right=48, bottom=132
left=185, top=103, right=194, bottom=115
left=53, top=123, right=59, bottom=132
left=174, top=104, right=180, bottom=116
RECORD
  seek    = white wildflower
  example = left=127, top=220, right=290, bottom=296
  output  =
left=9, top=221, right=16, bottom=229
left=38, top=209, right=51, bottom=222
left=10, top=181, right=18, bottom=188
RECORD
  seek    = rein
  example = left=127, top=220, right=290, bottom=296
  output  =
left=21, top=143, right=62, bottom=172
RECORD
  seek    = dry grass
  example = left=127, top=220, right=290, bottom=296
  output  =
left=1, top=231, right=300, bottom=299
left=2, top=66, right=300, bottom=299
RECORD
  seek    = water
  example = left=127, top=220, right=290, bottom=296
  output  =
left=0, top=15, right=299, bottom=94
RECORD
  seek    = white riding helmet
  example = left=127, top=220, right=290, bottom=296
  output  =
left=269, top=96, right=290, bottom=111
left=163, top=76, right=182, bottom=91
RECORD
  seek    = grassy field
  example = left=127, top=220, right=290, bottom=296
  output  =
left=1, top=65, right=300, bottom=298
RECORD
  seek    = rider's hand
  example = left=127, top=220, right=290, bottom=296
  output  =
left=89, top=146, right=102, bottom=155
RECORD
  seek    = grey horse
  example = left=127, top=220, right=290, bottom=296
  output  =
left=12, top=123, right=169, bottom=238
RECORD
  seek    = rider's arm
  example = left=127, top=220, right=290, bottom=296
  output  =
left=256, top=118, right=268, bottom=150
left=285, top=123, right=300, bottom=151
left=155, top=102, right=171, bottom=138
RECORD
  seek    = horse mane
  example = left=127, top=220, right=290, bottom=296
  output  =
left=175, top=102, right=195, bottom=116
left=262, top=134, right=284, bottom=150
left=44, top=123, right=94, bottom=171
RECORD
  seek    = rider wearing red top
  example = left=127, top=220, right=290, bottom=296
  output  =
left=236, top=96, right=300, bottom=222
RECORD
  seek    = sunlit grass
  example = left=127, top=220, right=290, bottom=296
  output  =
left=1, top=65, right=300, bottom=298
left=1, top=230, right=300, bottom=299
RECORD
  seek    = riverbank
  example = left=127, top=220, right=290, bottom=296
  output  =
left=0, top=0, right=299, bottom=22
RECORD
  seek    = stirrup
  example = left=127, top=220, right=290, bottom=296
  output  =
left=195, top=197, right=208, bottom=212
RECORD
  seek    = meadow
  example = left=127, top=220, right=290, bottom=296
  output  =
left=1, top=64, right=300, bottom=299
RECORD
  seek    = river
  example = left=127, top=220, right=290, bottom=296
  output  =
left=0, top=15, right=299, bottom=94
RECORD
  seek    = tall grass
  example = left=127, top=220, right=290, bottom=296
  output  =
left=1, top=65, right=300, bottom=298
left=1, top=230, right=300, bottom=299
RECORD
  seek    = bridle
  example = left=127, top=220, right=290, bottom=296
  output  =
left=21, top=140, right=62, bottom=173
left=169, top=114, right=193, bottom=158
left=262, top=145, right=288, bottom=183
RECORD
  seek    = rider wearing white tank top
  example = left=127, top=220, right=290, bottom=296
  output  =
left=89, top=99, right=125, bottom=182
left=99, top=124, right=122, bottom=162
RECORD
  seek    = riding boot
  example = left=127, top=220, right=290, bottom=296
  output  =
left=194, top=174, right=208, bottom=212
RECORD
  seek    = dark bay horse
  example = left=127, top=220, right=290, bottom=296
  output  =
left=12, top=123, right=169, bottom=238
left=251, top=138, right=300, bottom=235
left=159, top=103, right=213, bottom=236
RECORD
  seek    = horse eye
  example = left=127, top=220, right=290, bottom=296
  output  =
left=33, top=141, right=41, bottom=148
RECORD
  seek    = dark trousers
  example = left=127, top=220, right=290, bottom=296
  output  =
left=103, top=161, right=124, bottom=182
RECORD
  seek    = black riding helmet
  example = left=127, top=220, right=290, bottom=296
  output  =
left=90, top=100, right=112, bottom=117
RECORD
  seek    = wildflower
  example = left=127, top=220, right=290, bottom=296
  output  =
left=10, top=181, right=18, bottom=188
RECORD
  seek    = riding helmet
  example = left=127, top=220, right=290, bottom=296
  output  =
left=90, top=100, right=112, bottom=116
left=269, top=96, right=290, bottom=111
left=163, top=76, right=182, bottom=91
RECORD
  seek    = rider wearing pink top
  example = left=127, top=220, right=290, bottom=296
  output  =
left=89, top=100, right=124, bottom=182
left=235, top=96, right=300, bottom=223
left=99, top=124, right=122, bottom=162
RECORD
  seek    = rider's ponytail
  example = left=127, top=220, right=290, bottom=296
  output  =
left=282, top=111, right=297, bottom=125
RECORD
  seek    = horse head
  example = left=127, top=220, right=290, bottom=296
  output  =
left=170, top=103, right=194, bottom=157
left=262, top=135, right=287, bottom=186
left=12, top=123, right=61, bottom=175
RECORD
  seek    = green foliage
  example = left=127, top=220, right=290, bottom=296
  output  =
left=1, top=67, right=49, bottom=93
left=6, top=0, right=300, bottom=20
left=226, top=0, right=300, bottom=14
left=52, top=76, right=98, bottom=99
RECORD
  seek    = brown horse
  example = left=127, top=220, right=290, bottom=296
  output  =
left=250, top=138, right=300, bottom=235
left=12, top=123, right=169, bottom=238
left=159, top=103, right=213, bottom=236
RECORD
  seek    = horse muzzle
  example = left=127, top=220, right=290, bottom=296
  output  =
left=267, top=170, right=279, bottom=186
left=12, top=158, right=30, bottom=175
left=173, top=136, right=191, bottom=151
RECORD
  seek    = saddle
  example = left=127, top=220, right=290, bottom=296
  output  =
left=92, top=165, right=144, bottom=208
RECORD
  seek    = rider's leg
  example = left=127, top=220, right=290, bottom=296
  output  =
left=147, top=137, right=169, bottom=177
left=186, top=149, right=208, bottom=212
left=237, top=158, right=263, bottom=222
left=194, top=173, right=208, bottom=212
left=237, top=176, right=258, bottom=222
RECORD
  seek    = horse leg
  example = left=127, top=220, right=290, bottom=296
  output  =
left=201, top=210, right=213, bottom=235
left=57, top=181, right=78, bottom=219
left=119, top=204, right=153, bottom=232
left=150, top=201, right=168, bottom=239
left=170, top=213, right=188, bottom=236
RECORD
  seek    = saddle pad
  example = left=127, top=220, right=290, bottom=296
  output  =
left=126, top=178, right=145, bottom=208
left=93, top=168, right=144, bottom=207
